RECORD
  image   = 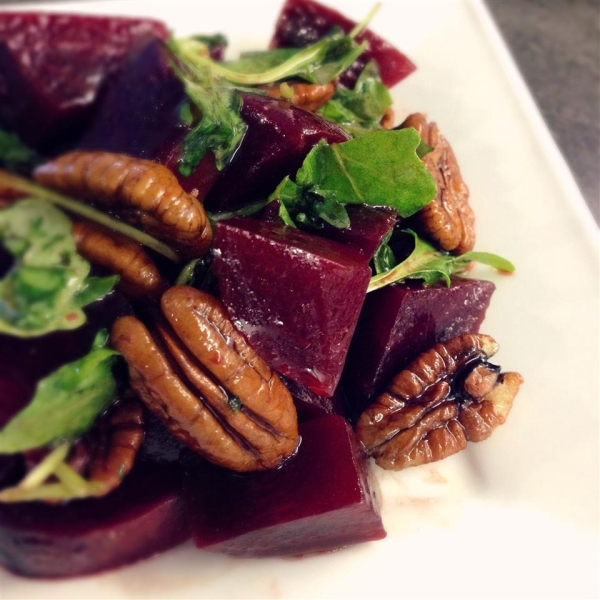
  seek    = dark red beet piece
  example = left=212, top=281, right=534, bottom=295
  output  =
left=204, top=93, right=350, bottom=212
left=184, top=415, right=385, bottom=556
left=317, top=205, right=398, bottom=259
left=282, top=375, right=348, bottom=421
left=270, top=0, right=416, bottom=88
left=212, top=218, right=371, bottom=397
left=0, top=13, right=168, bottom=151
left=0, top=465, right=188, bottom=578
left=343, top=277, right=496, bottom=416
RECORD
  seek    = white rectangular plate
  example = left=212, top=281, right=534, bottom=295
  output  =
left=1, top=1, right=598, bottom=598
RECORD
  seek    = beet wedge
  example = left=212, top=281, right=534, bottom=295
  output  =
left=184, top=415, right=385, bottom=556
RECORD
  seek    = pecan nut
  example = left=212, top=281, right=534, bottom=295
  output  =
left=34, top=151, right=213, bottom=259
left=73, top=220, right=167, bottom=300
left=266, top=82, right=335, bottom=112
left=111, top=286, right=299, bottom=472
left=356, top=333, right=523, bottom=470
left=402, top=113, right=475, bottom=254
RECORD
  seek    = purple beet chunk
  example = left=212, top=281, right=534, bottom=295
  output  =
left=0, top=13, right=168, bottom=151
left=343, top=277, right=496, bottom=415
left=282, top=375, right=348, bottom=421
left=318, top=205, right=398, bottom=259
left=212, top=218, right=371, bottom=397
left=204, top=93, right=350, bottom=212
left=184, top=415, right=385, bottom=556
left=0, top=465, right=188, bottom=578
left=270, top=0, right=416, bottom=88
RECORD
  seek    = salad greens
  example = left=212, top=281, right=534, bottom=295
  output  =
left=0, top=130, right=40, bottom=175
left=0, top=329, right=119, bottom=454
left=318, top=61, right=392, bottom=135
left=269, top=129, right=437, bottom=228
left=368, top=229, right=515, bottom=291
left=168, top=7, right=376, bottom=178
left=0, top=200, right=118, bottom=337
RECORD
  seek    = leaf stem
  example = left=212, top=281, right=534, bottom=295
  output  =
left=0, top=171, right=180, bottom=262
left=18, top=442, right=71, bottom=490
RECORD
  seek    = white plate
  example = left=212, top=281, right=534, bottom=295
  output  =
left=1, top=1, right=598, bottom=598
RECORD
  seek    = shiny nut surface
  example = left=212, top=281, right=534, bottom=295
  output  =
left=111, top=286, right=299, bottom=472
left=356, top=333, right=523, bottom=470
left=35, top=151, right=213, bottom=259
left=402, top=113, right=475, bottom=254
left=73, top=220, right=167, bottom=300
left=266, top=82, right=335, bottom=112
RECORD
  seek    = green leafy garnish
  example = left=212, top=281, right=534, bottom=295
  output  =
left=318, top=61, right=392, bottom=135
left=0, top=442, right=107, bottom=503
left=269, top=129, right=437, bottom=228
left=216, top=28, right=367, bottom=86
left=0, top=130, right=40, bottom=174
left=0, top=329, right=119, bottom=454
left=168, top=38, right=248, bottom=174
left=368, top=230, right=515, bottom=292
left=0, top=200, right=118, bottom=337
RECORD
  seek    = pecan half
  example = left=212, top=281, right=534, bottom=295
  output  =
left=73, top=220, right=167, bottom=300
left=111, top=286, right=299, bottom=472
left=402, top=113, right=475, bottom=254
left=266, top=82, right=335, bottom=112
left=356, top=333, right=523, bottom=470
left=34, top=151, right=213, bottom=259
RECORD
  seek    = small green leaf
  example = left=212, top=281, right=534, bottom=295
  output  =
left=0, top=200, right=118, bottom=337
left=318, top=61, right=392, bottom=135
left=367, top=230, right=515, bottom=292
left=0, top=330, right=120, bottom=453
left=269, top=130, right=437, bottom=229
left=0, top=130, right=40, bottom=174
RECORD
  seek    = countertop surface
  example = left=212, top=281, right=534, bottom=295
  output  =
left=486, top=0, right=599, bottom=224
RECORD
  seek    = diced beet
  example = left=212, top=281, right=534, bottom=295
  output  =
left=204, top=94, right=350, bottom=212
left=184, top=415, right=385, bottom=556
left=0, top=13, right=168, bottom=151
left=317, top=205, right=398, bottom=259
left=212, top=218, right=371, bottom=397
left=282, top=375, right=348, bottom=421
left=343, top=278, right=496, bottom=415
left=0, top=465, right=188, bottom=578
left=270, top=0, right=416, bottom=88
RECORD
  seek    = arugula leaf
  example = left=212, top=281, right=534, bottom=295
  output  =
left=0, top=199, right=118, bottom=337
left=269, top=129, right=436, bottom=228
left=318, top=62, right=392, bottom=135
left=368, top=230, right=515, bottom=292
left=0, top=330, right=119, bottom=454
left=169, top=39, right=248, bottom=173
left=0, top=130, right=40, bottom=174
left=218, top=29, right=367, bottom=85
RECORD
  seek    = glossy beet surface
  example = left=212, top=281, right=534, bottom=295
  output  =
left=270, top=0, right=416, bottom=88
left=184, top=416, right=385, bottom=556
left=0, top=13, right=168, bottom=151
left=282, top=376, right=348, bottom=421
left=318, top=205, right=398, bottom=259
left=343, top=277, right=496, bottom=415
left=213, top=218, right=371, bottom=397
left=0, top=465, right=188, bottom=578
left=204, top=94, right=350, bottom=212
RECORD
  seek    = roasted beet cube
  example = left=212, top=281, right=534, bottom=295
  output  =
left=343, top=278, right=495, bottom=415
left=184, top=415, right=385, bottom=556
left=318, top=205, right=398, bottom=259
left=0, top=13, right=168, bottom=151
left=213, top=218, right=371, bottom=397
left=0, top=465, right=188, bottom=578
left=204, top=93, right=350, bottom=212
left=270, top=0, right=416, bottom=88
left=283, top=376, right=348, bottom=421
